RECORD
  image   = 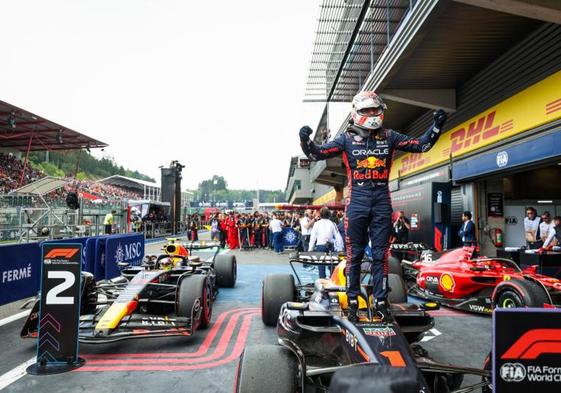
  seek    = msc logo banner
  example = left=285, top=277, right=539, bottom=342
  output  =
left=494, top=309, right=561, bottom=392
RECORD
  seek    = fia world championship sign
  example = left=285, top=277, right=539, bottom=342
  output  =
left=36, top=243, right=82, bottom=367
left=494, top=308, right=561, bottom=392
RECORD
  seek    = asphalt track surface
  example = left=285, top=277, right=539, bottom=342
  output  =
left=0, top=237, right=491, bottom=392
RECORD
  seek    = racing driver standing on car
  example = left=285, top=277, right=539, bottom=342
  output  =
left=299, top=91, right=447, bottom=321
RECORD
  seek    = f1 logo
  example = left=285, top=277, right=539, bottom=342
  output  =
left=44, top=248, right=80, bottom=259
left=501, top=329, right=561, bottom=360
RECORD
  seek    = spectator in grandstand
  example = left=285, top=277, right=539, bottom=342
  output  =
left=308, top=207, right=344, bottom=278
left=524, top=207, right=542, bottom=249
left=104, top=210, right=116, bottom=234
left=270, top=213, right=284, bottom=254
left=458, top=211, right=476, bottom=246
left=393, top=211, right=411, bottom=244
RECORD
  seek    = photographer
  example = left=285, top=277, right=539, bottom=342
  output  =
left=393, top=211, right=410, bottom=244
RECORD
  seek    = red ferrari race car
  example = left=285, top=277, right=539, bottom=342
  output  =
left=392, top=245, right=561, bottom=314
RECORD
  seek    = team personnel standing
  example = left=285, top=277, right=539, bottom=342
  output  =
left=542, top=216, right=561, bottom=249
left=300, top=91, right=447, bottom=321
left=524, top=207, right=542, bottom=249
left=300, top=209, right=314, bottom=252
left=270, top=213, right=284, bottom=254
left=458, top=211, right=476, bottom=246
left=308, top=207, right=343, bottom=279
left=539, top=211, right=555, bottom=244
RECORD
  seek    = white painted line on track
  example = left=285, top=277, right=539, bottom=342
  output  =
left=0, top=357, right=34, bottom=391
left=0, top=310, right=30, bottom=328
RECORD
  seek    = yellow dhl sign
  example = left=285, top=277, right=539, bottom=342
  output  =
left=313, top=189, right=337, bottom=205
left=389, top=69, right=561, bottom=181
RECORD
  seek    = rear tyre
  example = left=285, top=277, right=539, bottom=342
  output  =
left=235, top=345, right=298, bottom=393
left=495, top=279, right=549, bottom=309
left=215, top=254, right=237, bottom=288
left=262, top=274, right=296, bottom=326
left=176, top=275, right=212, bottom=328
left=388, top=256, right=403, bottom=277
left=388, top=273, right=408, bottom=304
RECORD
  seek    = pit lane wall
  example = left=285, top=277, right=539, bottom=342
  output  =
left=0, top=233, right=144, bottom=306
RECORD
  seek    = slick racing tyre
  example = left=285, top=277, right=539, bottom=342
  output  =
left=388, top=273, right=408, bottom=304
left=215, top=254, right=237, bottom=288
left=494, top=279, right=549, bottom=309
left=177, top=275, right=212, bottom=328
left=262, top=274, right=296, bottom=326
left=235, top=345, right=298, bottom=393
left=388, top=256, right=403, bottom=277
left=81, top=272, right=98, bottom=315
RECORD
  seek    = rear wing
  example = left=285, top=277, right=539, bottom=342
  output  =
left=183, top=241, right=221, bottom=261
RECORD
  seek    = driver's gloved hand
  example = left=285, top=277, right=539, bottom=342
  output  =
left=299, top=126, right=313, bottom=141
left=433, top=109, right=447, bottom=132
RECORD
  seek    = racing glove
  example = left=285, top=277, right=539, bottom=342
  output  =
left=299, top=126, right=313, bottom=141
left=433, top=109, right=447, bottom=133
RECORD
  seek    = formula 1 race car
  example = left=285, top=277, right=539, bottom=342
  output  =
left=238, top=252, right=488, bottom=392
left=21, top=240, right=236, bottom=343
left=393, top=244, right=561, bottom=314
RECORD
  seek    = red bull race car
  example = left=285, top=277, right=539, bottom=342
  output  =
left=392, top=244, right=561, bottom=314
left=237, top=252, right=489, bottom=393
left=21, top=240, right=236, bottom=343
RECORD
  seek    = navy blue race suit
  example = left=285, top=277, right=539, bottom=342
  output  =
left=300, top=123, right=442, bottom=301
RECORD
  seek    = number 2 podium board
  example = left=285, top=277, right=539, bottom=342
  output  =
left=27, top=243, right=85, bottom=374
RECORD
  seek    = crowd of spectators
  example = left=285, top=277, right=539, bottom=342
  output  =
left=0, top=153, right=141, bottom=203
left=0, top=153, right=43, bottom=194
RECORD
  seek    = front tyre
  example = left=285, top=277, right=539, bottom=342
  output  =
left=494, top=279, right=549, bottom=309
left=176, top=275, right=212, bottom=328
left=235, top=345, right=298, bottom=393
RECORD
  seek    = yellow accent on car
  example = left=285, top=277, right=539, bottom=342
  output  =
left=95, top=303, right=129, bottom=330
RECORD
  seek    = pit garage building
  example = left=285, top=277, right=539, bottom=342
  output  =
left=286, top=0, right=561, bottom=256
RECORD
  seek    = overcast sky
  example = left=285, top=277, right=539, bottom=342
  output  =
left=1, top=0, right=351, bottom=190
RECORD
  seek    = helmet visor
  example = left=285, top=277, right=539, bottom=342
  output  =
left=357, top=106, right=384, bottom=116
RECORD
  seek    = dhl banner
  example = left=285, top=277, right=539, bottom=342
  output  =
left=390, top=69, right=561, bottom=181
left=313, top=189, right=337, bottom=205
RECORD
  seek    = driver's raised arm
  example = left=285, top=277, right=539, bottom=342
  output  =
left=299, top=126, right=345, bottom=161
left=390, top=110, right=447, bottom=153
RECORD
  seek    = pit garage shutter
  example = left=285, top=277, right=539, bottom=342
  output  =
left=450, top=186, right=464, bottom=248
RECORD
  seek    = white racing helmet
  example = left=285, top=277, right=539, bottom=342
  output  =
left=351, top=91, right=387, bottom=135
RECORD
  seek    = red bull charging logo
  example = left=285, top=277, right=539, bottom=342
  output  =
left=356, top=157, right=386, bottom=169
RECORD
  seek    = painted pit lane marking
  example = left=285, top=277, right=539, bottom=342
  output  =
left=421, top=328, right=442, bottom=343
left=0, top=358, right=35, bottom=391
left=76, top=307, right=259, bottom=371
left=0, top=310, right=31, bottom=328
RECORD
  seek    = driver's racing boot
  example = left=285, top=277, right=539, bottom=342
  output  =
left=375, top=299, right=391, bottom=321
left=348, top=298, right=359, bottom=322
